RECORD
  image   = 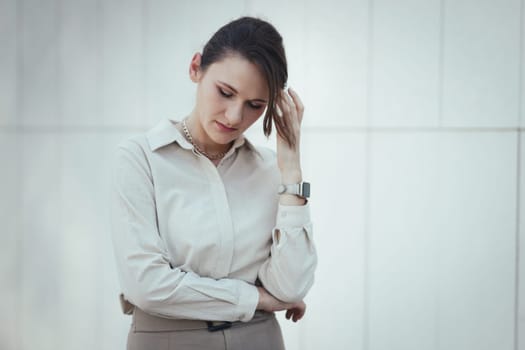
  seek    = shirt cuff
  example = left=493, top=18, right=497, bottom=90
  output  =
left=275, top=201, right=311, bottom=228
left=236, top=281, right=259, bottom=322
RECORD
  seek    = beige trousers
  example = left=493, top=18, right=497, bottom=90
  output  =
left=127, top=307, right=286, bottom=350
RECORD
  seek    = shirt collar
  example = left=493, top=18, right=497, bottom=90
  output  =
left=146, top=118, right=262, bottom=159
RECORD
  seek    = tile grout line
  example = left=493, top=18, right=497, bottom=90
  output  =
left=14, top=0, right=22, bottom=349
left=518, top=0, right=525, bottom=127
left=363, top=127, right=372, bottom=350
left=1, top=125, right=525, bottom=133
left=57, top=0, right=63, bottom=127
left=436, top=0, right=445, bottom=349
left=435, top=134, right=442, bottom=350
left=518, top=0, right=524, bottom=346
left=56, top=0, right=65, bottom=348
left=98, top=0, right=105, bottom=129
left=514, top=132, right=521, bottom=350
left=438, top=0, right=445, bottom=128
left=94, top=0, right=105, bottom=347
left=363, top=0, right=375, bottom=348
left=142, top=0, right=148, bottom=130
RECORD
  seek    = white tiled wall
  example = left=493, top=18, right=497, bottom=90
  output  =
left=436, top=132, right=516, bottom=350
left=1, top=0, right=523, bottom=349
left=0, top=0, right=17, bottom=126
left=60, top=0, right=99, bottom=126
left=368, top=132, right=441, bottom=350
left=369, top=0, right=441, bottom=127
left=303, top=0, right=369, bottom=127
left=0, top=132, right=19, bottom=349
left=101, top=0, right=145, bottom=127
left=59, top=133, right=112, bottom=348
left=19, top=134, right=62, bottom=350
left=143, top=1, right=189, bottom=127
left=442, top=0, right=521, bottom=128
left=19, top=0, right=60, bottom=126
left=301, top=132, right=367, bottom=350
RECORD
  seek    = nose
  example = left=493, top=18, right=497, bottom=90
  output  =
left=225, top=102, right=243, bottom=126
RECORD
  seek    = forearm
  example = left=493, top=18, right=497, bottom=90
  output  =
left=116, top=256, right=259, bottom=322
left=257, top=201, right=317, bottom=302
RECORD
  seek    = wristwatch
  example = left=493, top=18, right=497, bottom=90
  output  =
left=277, top=181, right=311, bottom=198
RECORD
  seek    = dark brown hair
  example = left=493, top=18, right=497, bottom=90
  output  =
left=200, top=16, right=296, bottom=149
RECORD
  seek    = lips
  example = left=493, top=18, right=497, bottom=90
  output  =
left=215, top=121, right=237, bottom=132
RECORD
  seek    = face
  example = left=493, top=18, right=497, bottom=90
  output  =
left=189, top=53, right=269, bottom=148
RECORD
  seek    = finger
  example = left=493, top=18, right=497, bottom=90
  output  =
left=275, top=103, right=283, bottom=118
left=282, top=90, right=296, bottom=118
left=274, top=94, right=284, bottom=119
left=275, top=94, right=291, bottom=135
left=296, top=309, right=305, bottom=321
left=282, top=90, right=299, bottom=128
left=283, top=88, right=296, bottom=111
left=287, top=87, right=303, bottom=112
left=278, top=92, right=291, bottom=117
left=288, top=87, right=304, bottom=123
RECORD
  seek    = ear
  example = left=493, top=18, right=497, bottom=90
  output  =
left=189, top=52, right=203, bottom=83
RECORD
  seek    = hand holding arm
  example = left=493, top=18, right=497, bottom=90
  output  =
left=256, top=286, right=306, bottom=323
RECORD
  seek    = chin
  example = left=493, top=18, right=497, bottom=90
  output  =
left=208, top=120, right=239, bottom=141
left=203, top=127, right=233, bottom=145
left=216, top=134, right=237, bottom=145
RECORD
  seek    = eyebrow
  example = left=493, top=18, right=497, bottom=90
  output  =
left=218, top=81, right=268, bottom=103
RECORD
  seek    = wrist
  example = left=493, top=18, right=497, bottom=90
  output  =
left=280, top=169, right=302, bottom=184
left=279, top=194, right=307, bottom=206
left=256, top=287, right=265, bottom=310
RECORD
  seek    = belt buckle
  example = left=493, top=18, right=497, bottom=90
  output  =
left=206, top=321, right=233, bottom=332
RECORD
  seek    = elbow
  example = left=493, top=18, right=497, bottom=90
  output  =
left=271, top=274, right=316, bottom=303
left=281, top=260, right=318, bottom=302
left=260, top=255, right=318, bottom=303
left=125, top=287, right=153, bottom=312
left=118, top=257, right=178, bottom=313
left=124, top=284, right=166, bottom=314
left=276, top=291, right=306, bottom=304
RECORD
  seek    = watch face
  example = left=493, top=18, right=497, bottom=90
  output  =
left=302, top=182, right=311, bottom=198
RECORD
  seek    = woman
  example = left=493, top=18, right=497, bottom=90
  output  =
left=110, top=16, right=317, bottom=350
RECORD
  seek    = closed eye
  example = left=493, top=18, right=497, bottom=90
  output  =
left=218, top=87, right=233, bottom=98
left=218, top=85, right=264, bottom=110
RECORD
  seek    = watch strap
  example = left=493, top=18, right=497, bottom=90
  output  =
left=278, top=182, right=310, bottom=198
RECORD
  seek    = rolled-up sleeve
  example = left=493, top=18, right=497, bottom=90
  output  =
left=257, top=202, right=317, bottom=303
left=110, top=140, right=259, bottom=322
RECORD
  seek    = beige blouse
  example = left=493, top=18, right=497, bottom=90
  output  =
left=110, top=118, right=317, bottom=322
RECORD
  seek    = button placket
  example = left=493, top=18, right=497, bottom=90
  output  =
left=198, top=156, right=235, bottom=278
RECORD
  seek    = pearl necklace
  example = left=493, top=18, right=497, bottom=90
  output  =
left=182, top=119, right=227, bottom=160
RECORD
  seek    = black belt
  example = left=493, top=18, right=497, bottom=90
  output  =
left=130, top=305, right=274, bottom=333
left=206, top=321, right=233, bottom=332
